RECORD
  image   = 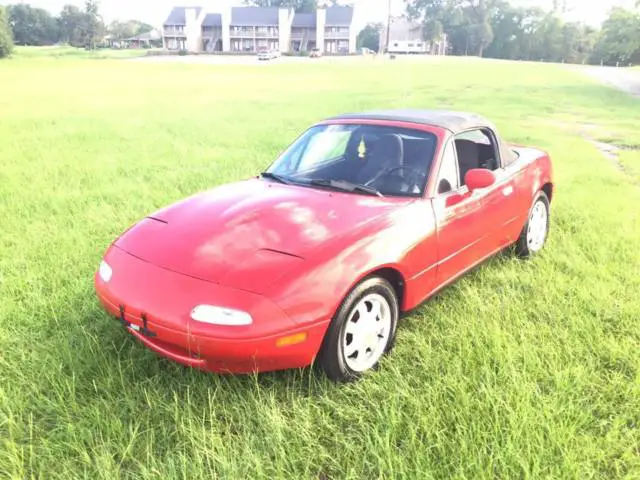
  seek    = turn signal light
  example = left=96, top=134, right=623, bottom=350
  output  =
left=276, top=332, right=307, bottom=348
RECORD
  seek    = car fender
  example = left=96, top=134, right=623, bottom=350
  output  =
left=267, top=203, right=428, bottom=328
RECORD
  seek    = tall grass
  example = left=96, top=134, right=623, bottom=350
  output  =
left=0, top=51, right=638, bottom=478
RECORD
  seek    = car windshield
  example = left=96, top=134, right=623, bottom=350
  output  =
left=265, top=124, right=438, bottom=197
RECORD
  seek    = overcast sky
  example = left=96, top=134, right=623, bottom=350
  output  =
left=2, top=0, right=636, bottom=27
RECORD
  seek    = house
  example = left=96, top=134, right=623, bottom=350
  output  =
left=380, top=17, right=447, bottom=55
left=124, top=29, right=162, bottom=49
left=162, top=5, right=358, bottom=54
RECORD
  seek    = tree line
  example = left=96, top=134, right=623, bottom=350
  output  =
left=405, top=0, right=640, bottom=65
left=0, top=1, right=154, bottom=58
left=355, top=0, right=640, bottom=66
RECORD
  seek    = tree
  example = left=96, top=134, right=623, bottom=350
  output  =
left=591, top=7, right=640, bottom=65
left=108, top=19, right=154, bottom=41
left=58, top=1, right=105, bottom=48
left=408, top=0, right=497, bottom=56
left=0, top=6, right=13, bottom=58
left=58, top=4, right=85, bottom=46
left=7, top=4, right=60, bottom=46
left=83, top=0, right=104, bottom=49
left=406, top=0, right=631, bottom=65
left=244, top=0, right=314, bottom=12
left=357, top=23, right=382, bottom=51
left=243, top=0, right=339, bottom=12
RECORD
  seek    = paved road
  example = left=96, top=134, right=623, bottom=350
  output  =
left=582, top=66, right=640, bottom=97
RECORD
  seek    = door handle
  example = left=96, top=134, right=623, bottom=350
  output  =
left=502, top=185, right=514, bottom=197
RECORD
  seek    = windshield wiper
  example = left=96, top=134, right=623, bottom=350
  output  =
left=260, top=172, right=292, bottom=185
left=309, top=179, right=384, bottom=197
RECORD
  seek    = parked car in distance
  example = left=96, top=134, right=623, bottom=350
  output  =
left=258, top=49, right=280, bottom=61
left=95, top=110, right=553, bottom=383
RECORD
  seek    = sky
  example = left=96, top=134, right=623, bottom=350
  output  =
left=2, top=0, right=636, bottom=27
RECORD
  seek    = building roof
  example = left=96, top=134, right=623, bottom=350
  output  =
left=202, top=13, right=222, bottom=27
left=326, top=110, right=495, bottom=134
left=163, top=6, right=203, bottom=26
left=325, top=5, right=354, bottom=26
left=231, top=7, right=279, bottom=26
left=126, top=29, right=161, bottom=41
left=292, top=12, right=316, bottom=28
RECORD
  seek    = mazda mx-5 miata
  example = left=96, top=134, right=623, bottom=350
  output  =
left=95, top=110, right=553, bottom=382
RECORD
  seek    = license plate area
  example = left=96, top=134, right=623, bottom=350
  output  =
left=118, top=305, right=157, bottom=338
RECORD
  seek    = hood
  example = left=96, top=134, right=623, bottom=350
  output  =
left=114, top=178, right=405, bottom=293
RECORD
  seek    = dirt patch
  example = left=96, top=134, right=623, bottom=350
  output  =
left=548, top=118, right=637, bottom=180
left=590, top=140, right=625, bottom=171
left=580, top=66, right=640, bottom=98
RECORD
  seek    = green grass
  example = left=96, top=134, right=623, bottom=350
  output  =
left=1, top=50, right=639, bottom=479
left=10, top=45, right=148, bottom=60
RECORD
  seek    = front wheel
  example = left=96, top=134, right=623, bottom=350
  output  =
left=318, top=277, right=399, bottom=383
left=515, top=191, right=550, bottom=258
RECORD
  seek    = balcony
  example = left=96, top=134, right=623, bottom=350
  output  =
left=163, top=27, right=186, bottom=36
left=291, top=30, right=315, bottom=40
left=324, top=30, right=350, bottom=39
left=229, top=29, right=254, bottom=38
left=255, top=30, right=279, bottom=38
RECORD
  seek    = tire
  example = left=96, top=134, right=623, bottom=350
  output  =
left=317, top=276, right=399, bottom=383
left=515, top=191, right=550, bottom=258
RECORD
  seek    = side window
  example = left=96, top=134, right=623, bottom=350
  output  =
left=455, top=129, right=500, bottom=179
left=436, top=140, right=460, bottom=194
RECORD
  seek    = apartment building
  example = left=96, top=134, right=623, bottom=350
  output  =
left=162, top=5, right=358, bottom=54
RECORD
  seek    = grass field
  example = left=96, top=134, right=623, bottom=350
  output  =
left=1, top=49, right=639, bottom=479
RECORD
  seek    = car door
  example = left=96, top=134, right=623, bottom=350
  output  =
left=463, top=128, right=524, bottom=249
left=432, top=139, right=486, bottom=286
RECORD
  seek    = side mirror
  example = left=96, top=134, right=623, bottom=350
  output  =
left=465, top=168, right=496, bottom=192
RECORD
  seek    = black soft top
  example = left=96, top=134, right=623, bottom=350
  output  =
left=326, top=109, right=517, bottom=166
left=327, top=109, right=496, bottom=133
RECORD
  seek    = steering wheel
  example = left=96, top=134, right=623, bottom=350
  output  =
left=365, top=166, right=425, bottom=191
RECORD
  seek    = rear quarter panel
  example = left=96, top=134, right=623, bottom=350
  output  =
left=510, top=146, right=554, bottom=231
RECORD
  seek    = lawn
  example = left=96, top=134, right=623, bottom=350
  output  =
left=0, top=50, right=639, bottom=479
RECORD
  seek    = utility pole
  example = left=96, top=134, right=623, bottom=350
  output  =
left=385, top=0, right=392, bottom=54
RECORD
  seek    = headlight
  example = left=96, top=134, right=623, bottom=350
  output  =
left=99, top=260, right=112, bottom=283
left=190, top=305, right=253, bottom=326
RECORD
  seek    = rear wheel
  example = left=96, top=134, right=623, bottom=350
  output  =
left=515, top=191, right=550, bottom=258
left=318, top=277, right=399, bottom=383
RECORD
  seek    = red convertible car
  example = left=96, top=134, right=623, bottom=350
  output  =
left=95, top=110, right=553, bottom=382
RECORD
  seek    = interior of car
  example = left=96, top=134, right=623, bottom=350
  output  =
left=435, top=129, right=501, bottom=195
left=286, top=126, right=438, bottom=197
left=454, top=130, right=500, bottom=186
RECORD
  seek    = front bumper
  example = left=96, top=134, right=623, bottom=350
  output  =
left=95, top=246, right=329, bottom=374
